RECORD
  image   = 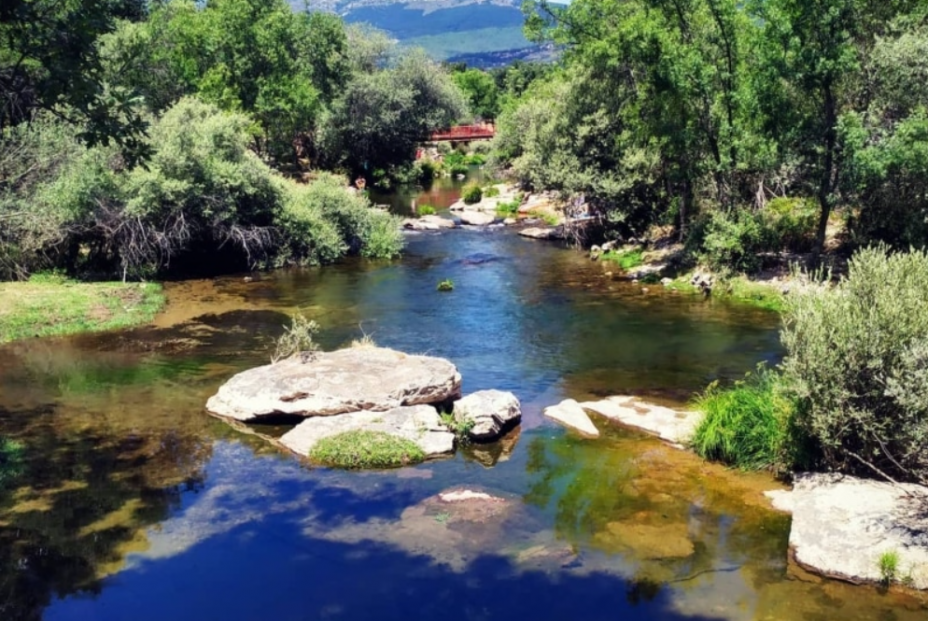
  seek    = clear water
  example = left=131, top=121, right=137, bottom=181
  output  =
left=0, top=179, right=925, bottom=621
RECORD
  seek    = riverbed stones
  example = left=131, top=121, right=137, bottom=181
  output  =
left=454, top=390, right=521, bottom=441
left=766, top=473, right=928, bottom=589
left=402, top=215, right=457, bottom=231
left=519, top=226, right=565, bottom=241
left=580, top=396, right=702, bottom=446
left=543, top=399, right=600, bottom=437
left=205, top=347, right=462, bottom=422
left=458, top=210, right=498, bottom=226
left=279, top=404, right=455, bottom=458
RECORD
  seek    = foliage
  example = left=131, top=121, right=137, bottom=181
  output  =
left=316, top=49, right=468, bottom=178
left=308, top=430, right=425, bottom=469
left=691, top=368, right=794, bottom=471
left=878, top=550, right=900, bottom=586
left=418, top=205, right=437, bottom=217
left=495, top=198, right=521, bottom=218
left=602, top=249, right=644, bottom=271
left=451, top=68, right=500, bottom=120
left=437, top=279, right=454, bottom=292
left=461, top=183, right=483, bottom=205
left=780, top=246, right=928, bottom=484
left=439, top=410, right=475, bottom=441
left=0, top=437, right=25, bottom=487
left=271, top=313, right=320, bottom=363
left=484, top=186, right=501, bottom=198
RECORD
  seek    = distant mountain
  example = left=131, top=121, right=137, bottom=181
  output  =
left=297, top=0, right=545, bottom=64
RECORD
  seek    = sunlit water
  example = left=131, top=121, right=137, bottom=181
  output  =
left=1, top=177, right=926, bottom=620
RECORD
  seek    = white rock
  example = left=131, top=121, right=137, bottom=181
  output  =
left=403, top=215, right=457, bottom=231
left=579, top=397, right=701, bottom=445
left=458, top=210, right=498, bottom=226
left=206, top=347, right=462, bottom=422
left=771, top=473, right=928, bottom=589
left=543, top=399, right=600, bottom=437
left=454, top=390, right=521, bottom=441
left=518, top=226, right=565, bottom=240
left=279, top=405, right=455, bottom=458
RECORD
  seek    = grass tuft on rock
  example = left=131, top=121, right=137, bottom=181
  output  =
left=308, top=430, right=425, bottom=469
left=690, top=367, right=793, bottom=471
left=602, top=249, right=644, bottom=270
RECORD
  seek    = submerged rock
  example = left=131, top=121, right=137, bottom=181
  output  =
left=279, top=404, right=455, bottom=459
left=543, top=399, right=600, bottom=437
left=454, top=390, right=521, bottom=441
left=767, top=473, right=928, bottom=589
left=205, top=347, right=462, bottom=422
left=580, top=397, right=701, bottom=446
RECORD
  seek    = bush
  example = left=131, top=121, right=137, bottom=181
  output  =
left=448, top=163, right=470, bottom=176
left=781, top=246, right=928, bottom=483
left=418, top=205, right=437, bottom=216
left=272, top=314, right=320, bottom=363
left=465, top=153, right=486, bottom=166
left=308, top=430, right=425, bottom=468
left=484, top=186, right=501, bottom=198
left=437, top=278, right=454, bottom=291
left=691, top=367, right=794, bottom=471
left=602, top=249, right=644, bottom=270
left=462, top=183, right=483, bottom=205
left=0, top=437, right=25, bottom=487
left=698, top=209, right=766, bottom=273
left=495, top=198, right=520, bottom=217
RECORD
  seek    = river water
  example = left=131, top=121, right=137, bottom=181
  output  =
left=0, top=177, right=926, bottom=620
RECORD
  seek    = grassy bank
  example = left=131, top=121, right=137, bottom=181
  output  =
left=664, top=273, right=787, bottom=313
left=0, top=274, right=165, bottom=344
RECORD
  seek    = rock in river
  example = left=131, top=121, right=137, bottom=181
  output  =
left=580, top=396, right=701, bottom=446
left=206, top=347, right=462, bottom=422
left=454, top=390, right=521, bottom=441
left=766, top=473, right=928, bottom=589
left=280, top=405, right=455, bottom=458
left=519, top=226, right=565, bottom=241
left=543, top=399, right=600, bottom=437
left=458, top=210, right=498, bottom=226
left=403, top=215, right=457, bottom=231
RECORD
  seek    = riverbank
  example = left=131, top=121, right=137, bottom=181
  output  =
left=0, top=275, right=164, bottom=343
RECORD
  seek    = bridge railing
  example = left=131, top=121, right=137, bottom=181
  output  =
left=430, top=123, right=496, bottom=142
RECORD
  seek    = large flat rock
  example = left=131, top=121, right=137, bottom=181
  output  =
left=767, top=473, right=928, bottom=589
left=279, top=405, right=455, bottom=458
left=206, top=347, right=462, bottom=422
left=579, top=396, right=701, bottom=446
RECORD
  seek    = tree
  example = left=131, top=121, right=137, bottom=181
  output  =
left=451, top=68, right=499, bottom=120
left=0, top=0, right=150, bottom=161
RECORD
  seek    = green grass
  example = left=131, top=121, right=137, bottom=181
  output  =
left=440, top=410, right=475, bottom=441
left=529, top=209, right=559, bottom=226
left=0, top=274, right=165, bottom=344
left=602, top=249, right=645, bottom=270
left=690, top=368, right=792, bottom=471
left=0, top=437, right=25, bottom=487
left=418, top=205, right=437, bottom=217
left=437, top=279, right=454, bottom=292
left=664, top=273, right=787, bottom=313
left=878, top=550, right=900, bottom=586
left=495, top=198, right=521, bottom=218
left=484, top=186, right=501, bottom=198
left=308, top=430, right=426, bottom=469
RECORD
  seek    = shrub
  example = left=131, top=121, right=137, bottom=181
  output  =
left=462, top=183, right=483, bottom=205
left=437, top=279, right=454, bottom=291
left=781, top=246, right=928, bottom=484
left=418, top=205, right=437, bottom=216
left=691, top=367, right=794, bottom=471
left=602, top=249, right=644, bottom=270
left=272, top=313, right=320, bottom=363
left=308, top=431, right=425, bottom=468
left=417, top=160, right=438, bottom=183
left=465, top=153, right=486, bottom=166
left=449, top=163, right=470, bottom=176
left=0, top=437, right=25, bottom=487
left=878, top=550, right=900, bottom=586
left=440, top=410, right=475, bottom=441
left=484, top=186, right=501, bottom=198
left=495, top=199, right=520, bottom=217
left=698, top=209, right=766, bottom=273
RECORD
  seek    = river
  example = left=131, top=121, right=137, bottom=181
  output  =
left=0, top=175, right=925, bottom=620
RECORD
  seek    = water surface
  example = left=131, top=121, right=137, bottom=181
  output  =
left=1, top=184, right=925, bottom=621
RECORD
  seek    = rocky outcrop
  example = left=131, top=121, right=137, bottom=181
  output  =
left=519, top=226, right=565, bottom=241
left=458, top=210, right=498, bottom=226
left=454, top=390, right=521, bottom=441
left=206, top=347, right=461, bottom=422
left=767, top=474, right=928, bottom=589
left=543, top=399, right=600, bottom=437
left=279, top=404, right=455, bottom=458
left=580, top=396, right=701, bottom=446
left=402, top=215, right=457, bottom=231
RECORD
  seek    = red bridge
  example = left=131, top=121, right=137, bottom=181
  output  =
left=430, top=123, right=495, bottom=142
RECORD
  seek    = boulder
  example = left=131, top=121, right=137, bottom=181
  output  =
left=206, top=347, right=462, bottom=422
left=579, top=396, right=701, bottom=446
left=458, top=210, right=498, bottom=226
left=454, top=390, right=521, bottom=441
left=403, top=215, right=457, bottom=231
left=519, top=226, right=565, bottom=241
left=543, top=399, right=600, bottom=437
left=279, top=404, right=455, bottom=458
left=766, top=474, right=928, bottom=589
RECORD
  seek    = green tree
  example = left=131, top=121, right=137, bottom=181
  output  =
left=451, top=68, right=499, bottom=120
